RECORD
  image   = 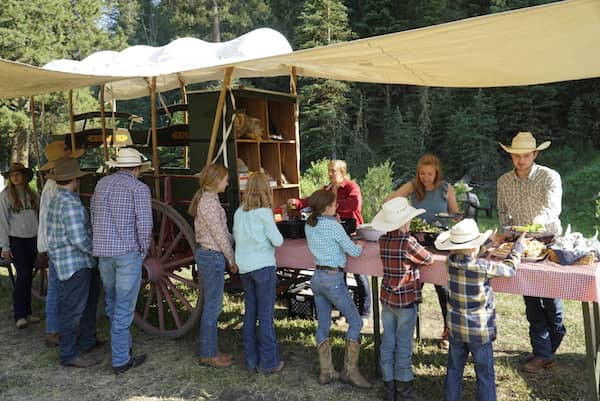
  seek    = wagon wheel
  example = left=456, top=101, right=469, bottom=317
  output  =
left=134, top=200, right=201, bottom=337
left=31, top=253, right=49, bottom=301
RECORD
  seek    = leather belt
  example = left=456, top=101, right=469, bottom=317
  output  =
left=315, top=265, right=340, bottom=271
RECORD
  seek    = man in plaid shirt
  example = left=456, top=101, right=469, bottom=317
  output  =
left=47, top=158, right=101, bottom=368
left=435, top=219, right=525, bottom=401
left=91, top=148, right=152, bottom=374
left=372, top=197, right=432, bottom=401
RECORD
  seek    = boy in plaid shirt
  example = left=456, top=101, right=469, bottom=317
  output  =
left=372, top=197, right=433, bottom=401
left=434, top=219, right=525, bottom=401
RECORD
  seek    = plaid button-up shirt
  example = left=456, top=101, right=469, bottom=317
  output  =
left=47, top=188, right=96, bottom=281
left=497, top=163, right=562, bottom=235
left=91, top=170, right=152, bottom=257
left=447, top=241, right=524, bottom=344
left=305, top=216, right=362, bottom=269
left=379, top=231, right=433, bottom=308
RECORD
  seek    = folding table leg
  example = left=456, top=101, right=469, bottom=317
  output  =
left=582, top=301, right=600, bottom=401
left=371, top=276, right=380, bottom=376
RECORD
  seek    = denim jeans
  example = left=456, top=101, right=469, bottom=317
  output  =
left=10, top=236, right=37, bottom=320
left=196, top=248, right=225, bottom=358
left=58, top=267, right=100, bottom=365
left=380, top=303, right=417, bottom=382
left=352, top=273, right=371, bottom=318
left=240, top=265, right=280, bottom=371
left=311, top=270, right=362, bottom=344
left=98, top=252, right=143, bottom=367
left=445, top=336, right=496, bottom=401
left=45, top=258, right=60, bottom=334
left=524, top=296, right=566, bottom=359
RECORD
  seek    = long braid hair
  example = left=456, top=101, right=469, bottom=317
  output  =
left=307, top=189, right=336, bottom=227
left=187, top=164, right=228, bottom=217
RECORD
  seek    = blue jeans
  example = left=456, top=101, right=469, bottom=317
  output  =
left=196, top=248, right=225, bottom=358
left=352, top=273, right=371, bottom=318
left=98, top=252, right=143, bottom=367
left=10, top=236, right=36, bottom=320
left=311, top=270, right=362, bottom=344
left=241, top=265, right=280, bottom=371
left=524, top=296, right=566, bottom=359
left=445, top=336, right=496, bottom=401
left=58, top=267, right=100, bottom=364
left=380, top=303, right=417, bottom=382
left=45, top=258, right=60, bottom=334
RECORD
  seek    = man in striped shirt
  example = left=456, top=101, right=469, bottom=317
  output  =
left=497, top=132, right=566, bottom=373
left=91, top=148, right=152, bottom=374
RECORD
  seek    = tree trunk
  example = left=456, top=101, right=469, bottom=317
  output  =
left=212, top=0, right=220, bottom=42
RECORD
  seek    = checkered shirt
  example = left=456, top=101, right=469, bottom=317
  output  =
left=497, top=163, right=562, bottom=235
left=47, top=188, right=96, bottom=281
left=447, top=241, right=524, bottom=344
left=305, top=216, right=362, bottom=268
left=90, top=170, right=152, bottom=257
left=378, top=231, right=433, bottom=307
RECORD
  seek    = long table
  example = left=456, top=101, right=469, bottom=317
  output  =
left=275, top=239, right=600, bottom=401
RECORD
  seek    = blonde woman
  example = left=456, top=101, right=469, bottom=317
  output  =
left=0, top=163, right=40, bottom=329
left=189, top=164, right=237, bottom=368
left=233, top=172, right=284, bottom=373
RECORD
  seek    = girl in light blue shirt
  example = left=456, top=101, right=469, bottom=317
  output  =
left=233, top=172, right=284, bottom=373
left=305, top=189, right=371, bottom=388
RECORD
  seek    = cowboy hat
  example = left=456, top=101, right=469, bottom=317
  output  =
left=371, top=197, right=425, bottom=233
left=40, top=141, right=85, bottom=171
left=499, top=132, right=550, bottom=154
left=434, top=218, right=493, bottom=251
left=46, top=158, right=89, bottom=181
left=106, top=148, right=151, bottom=168
left=2, top=163, right=34, bottom=182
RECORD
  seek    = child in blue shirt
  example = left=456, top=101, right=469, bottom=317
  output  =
left=233, top=172, right=284, bottom=373
left=305, top=189, right=371, bottom=388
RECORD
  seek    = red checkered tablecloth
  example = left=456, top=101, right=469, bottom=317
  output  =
left=275, top=239, right=600, bottom=302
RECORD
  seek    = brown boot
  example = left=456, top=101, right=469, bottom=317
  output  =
left=395, top=380, right=424, bottom=401
left=339, top=339, right=372, bottom=389
left=45, top=333, right=59, bottom=347
left=317, top=338, right=339, bottom=384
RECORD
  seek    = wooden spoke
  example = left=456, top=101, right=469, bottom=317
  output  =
left=160, top=231, right=184, bottom=263
left=159, top=280, right=182, bottom=329
left=163, top=277, right=194, bottom=311
left=166, top=271, right=198, bottom=289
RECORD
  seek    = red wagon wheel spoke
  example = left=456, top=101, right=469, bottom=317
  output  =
left=134, top=200, right=201, bottom=338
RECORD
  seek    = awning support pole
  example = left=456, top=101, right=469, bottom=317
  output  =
left=206, top=67, right=233, bottom=166
left=99, top=85, right=109, bottom=162
left=149, top=77, right=161, bottom=200
left=69, top=90, right=76, bottom=151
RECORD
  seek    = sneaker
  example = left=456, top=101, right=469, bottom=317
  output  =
left=15, top=318, right=28, bottom=329
left=113, top=354, right=147, bottom=374
left=45, top=333, right=59, bottom=347
left=522, top=356, right=553, bottom=373
left=63, top=355, right=98, bottom=368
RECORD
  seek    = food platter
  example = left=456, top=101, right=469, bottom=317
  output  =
left=434, top=212, right=463, bottom=219
left=490, top=238, right=548, bottom=261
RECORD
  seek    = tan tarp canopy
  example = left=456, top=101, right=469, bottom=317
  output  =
left=1, top=0, right=600, bottom=100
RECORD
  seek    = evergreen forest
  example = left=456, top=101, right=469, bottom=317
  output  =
left=1, top=0, right=599, bottom=230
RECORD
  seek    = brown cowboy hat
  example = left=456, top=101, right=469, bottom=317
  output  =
left=46, top=158, right=89, bottom=181
left=2, top=163, right=34, bottom=182
left=40, top=141, right=85, bottom=171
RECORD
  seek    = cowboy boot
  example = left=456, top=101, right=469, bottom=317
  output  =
left=317, top=338, right=339, bottom=384
left=339, top=339, right=372, bottom=389
left=383, top=381, right=395, bottom=401
left=395, top=380, right=425, bottom=401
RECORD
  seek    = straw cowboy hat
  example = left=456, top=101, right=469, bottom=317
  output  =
left=499, top=132, right=551, bottom=154
left=2, top=162, right=34, bottom=182
left=106, top=148, right=151, bottom=168
left=46, top=158, right=89, bottom=181
left=371, top=197, right=425, bottom=232
left=434, top=218, right=493, bottom=251
left=40, top=141, right=85, bottom=171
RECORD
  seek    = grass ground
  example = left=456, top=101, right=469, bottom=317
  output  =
left=0, top=271, right=589, bottom=401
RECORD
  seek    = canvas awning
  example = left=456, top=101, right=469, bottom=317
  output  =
left=1, top=0, right=599, bottom=100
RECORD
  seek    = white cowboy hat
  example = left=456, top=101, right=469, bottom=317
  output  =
left=499, top=131, right=550, bottom=154
left=371, top=197, right=425, bottom=233
left=40, top=141, right=85, bottom=171
left=434, top=218, right=493, bottom=251
left=106, top=148, right=151, bottom=168
left=46, top=157, right=89, bottom=181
